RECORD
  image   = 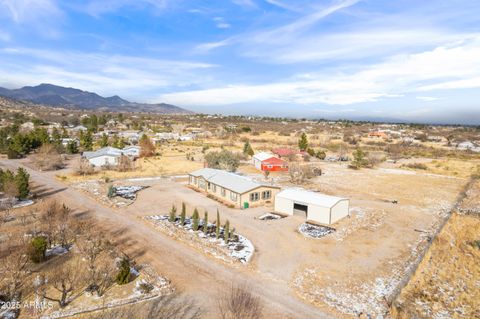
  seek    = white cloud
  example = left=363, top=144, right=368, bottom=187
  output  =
left=0, top=48, right=216, bottom=101
left=161, top=36, right=480, bottom=106
left=213, top=17, right=231, bottom=29
left=0, top=0, right=63, bottom=36
left=416, top=96, right=440, bottom=101
left=82, top=0, right=170, bottom=17
left=195, top=0, right=359, bottom=53
left=264, top=0, right=302, bottom=12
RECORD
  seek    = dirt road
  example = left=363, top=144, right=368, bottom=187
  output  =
left=0, top=159, right=331, bottom=319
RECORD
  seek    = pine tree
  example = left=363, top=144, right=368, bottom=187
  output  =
left=224, top=220, right=230, bottom=243
left=51, top=127, right=61, bottom=145
left=243, top=141, right=254, bottom=156
left=169, top=204, right=177, bottom=223
left=180, top=202, right=186, bottom=225
left=107, top=185, right=115, bottom=198
left=100, top=133, right=109, bottom=147
left=192, top=208, right=199, bottom=231
left=216, top=209, right=221, bottom=239
left=298, top=133, right=308, bottom=151
left=15, top=167, right=30, bottom=199
left=66, top=140, right=79, bottom=154
left=203, top=211, right=208, bottom=233
left=81, top=130, right=93, bottom=151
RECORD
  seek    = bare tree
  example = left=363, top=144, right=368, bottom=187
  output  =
left=117, top=155, right=134, bottom=172
left=218, top=284, right=264, bottom=319
left=32, top=144, right=64, bottom=171
left=0, top=241, right=31, bottom=302
left=289, top=164, right=316, bottom=184
left=40, top=200, right=61, bottom=248
left=44, top=260, right=85, bottom=308
left=75, top=157, right=94, bottom=176
left=95, top=258, right=116, bottom=297
left=76, top=231, right=108, bottom=293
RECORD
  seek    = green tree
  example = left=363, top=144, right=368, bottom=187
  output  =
left=192, top=208, right=199, bottom=231
left=51, top=127, right=62, bottom=145
left=107, top=185, right=115, bottom=198
left=351, top=148, right=369, bottom=169
left=216, top=209, right=221, bottom=239
left=204, top=150, right=240, bottom=172
left=315, top=150, right=326, bottom=160
left=298, top=133, right=308, bottom=151
left=100, top=133, right=109, bottom=147
left=224, top=220, right=230, bottom=243
left=203, top=211, right=208, bottom=233
left=66, top=140, right=79, bottom=154
left=15, top=167, right=30, bottom=199
left=180, top=202, right=186, bottom=226
left=80, top=130, right=93, bottom=151
left=243, top=141, right=254, bottom=157
left=169, top=204, right=177, bottom=223
left=29, top=236, right=48, bottom=263
left=116, top=257, right=131, bottom=285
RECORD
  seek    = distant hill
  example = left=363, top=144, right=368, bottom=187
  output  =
left=0, top=83, right=192, bottom=114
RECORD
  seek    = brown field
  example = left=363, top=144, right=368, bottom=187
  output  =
left=392, top=213, right=480, bottom=319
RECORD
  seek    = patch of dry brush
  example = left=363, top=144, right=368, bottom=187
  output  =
left=393, top=213, right=480, bottom=318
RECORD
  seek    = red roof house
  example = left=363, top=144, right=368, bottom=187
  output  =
left=261, top=157, right=289, bottom=172
left=272, top=148, right=298, bottom=158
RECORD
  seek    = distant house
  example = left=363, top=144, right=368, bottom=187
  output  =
left=188, top=168, right=280, bottom=209
left=274, top=188, right=349, bottom=225
left=155, top=132, right=180, bottom=141
left=272, top=148, right=298, bottom=158
left=368, top=131, right=388, bottom=139
left=83, top=147, right=123, bottom=167
left=252, top=152, right=288, bottom=172
left=122, top=145, right=141, bottom=158
left=83, top=146, right=139, bottom=167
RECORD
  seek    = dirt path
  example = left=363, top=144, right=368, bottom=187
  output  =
left=0, top=159, right=331, bottom=319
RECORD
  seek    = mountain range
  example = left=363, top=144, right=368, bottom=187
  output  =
left=0, top=83, right=192, bottom=114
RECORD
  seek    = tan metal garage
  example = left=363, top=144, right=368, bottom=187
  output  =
left=274, top=188, right=349, bottom=225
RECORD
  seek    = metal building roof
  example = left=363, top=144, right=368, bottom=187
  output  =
left=252, top=152, right=275, bottom=162
left=276, top=188, right=347, bottom=208
left=190, top=168, right=278, bottom=194
left=83, top=147, right=122, bottom=159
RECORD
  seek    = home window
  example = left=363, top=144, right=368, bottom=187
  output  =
left=221, top=188, right=226, bottom=196
left=212, top=184, right=216, bottom=192
left=250, top=192, right=259, bottom=201
left=267, top=165, right=273, bottom=168
left=207, top=182, right=211, bottom=190
left=262, top=191, right=271, bottom=200
left=230, top=192, right=237, bottom=201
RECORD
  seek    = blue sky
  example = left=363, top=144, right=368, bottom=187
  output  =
left=0, top=0, right=480, bottom=124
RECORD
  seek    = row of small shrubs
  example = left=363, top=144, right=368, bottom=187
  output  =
left=168, top=203, right=235, bottom=243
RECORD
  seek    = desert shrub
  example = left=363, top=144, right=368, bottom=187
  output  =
left=169, top=205, right=177, bottom=223
left=107, top=185, right=115, bottom=198
left=349, top=148, right=369, bottom=169
left=315, top=150, right=326, bottom=160
left=218, top=284, right=263, bottom=319
left=76, top=157, right=94, bottom=175
left=33, top=144, right=64, bottom=170
left=29, top=236, right=48, bottom=263
left=116, top=258, right=131, bottom=285
left=138, top=282, right=154, bottom=294
left=204, top=150, right=240, bottom=172
left=192, top=208, right=199, bottom=231
left=404, top=163, right=428, bottom=170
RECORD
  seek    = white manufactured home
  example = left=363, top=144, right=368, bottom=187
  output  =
left=274, top=188, right=349, bottom=225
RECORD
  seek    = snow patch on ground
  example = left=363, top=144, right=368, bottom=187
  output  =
left=298, top=223, right=335, bottom=239
left=258, top=213, right=283, bottom=221
left=146, top=215, right=254, bottom=264
left=112, top=186, right=147, bottom=200
left=45, top=245, right=69, bottom=257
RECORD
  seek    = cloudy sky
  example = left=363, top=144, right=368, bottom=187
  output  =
left=0, top=0, right=479, bottom=124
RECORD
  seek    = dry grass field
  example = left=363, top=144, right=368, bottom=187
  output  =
left=392, top=177, right=480, bottom=319
left=392, top=213, right=480, bottom=319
